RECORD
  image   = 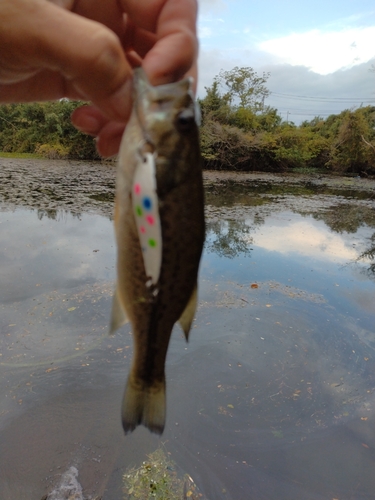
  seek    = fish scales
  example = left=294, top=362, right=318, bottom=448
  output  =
left=111, top=68, right=205, bottom=435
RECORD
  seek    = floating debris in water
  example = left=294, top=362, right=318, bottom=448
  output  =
left=123, top=447, right=205, bottom=499
left=41, top=465, right=101, bottom=500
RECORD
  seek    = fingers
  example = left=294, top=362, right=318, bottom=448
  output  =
left=121, top=0, right=198, bottom=86
left=70, top=0, right=199, bottom=158
left=71, top=105, right=125, bottom=157
left=121, top=15, right=157, bottom=58
left=40, top=2, right=133, bottom=120
left=96, top=122, right=125, bottom=157
left=0, top=0, right=199, bottom=159
left=0, top=69, right=78, bottom=102
left=0, top=0, right=133, bottom=122
left=143, top=31, right=197, bottom=87
left=71, top=106, right=109, bottom=136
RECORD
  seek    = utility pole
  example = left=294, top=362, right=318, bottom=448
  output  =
left=286, top=111, right=290, bottom=124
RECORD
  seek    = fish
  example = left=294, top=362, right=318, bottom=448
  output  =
left=110, top=68, right=205, bottom=435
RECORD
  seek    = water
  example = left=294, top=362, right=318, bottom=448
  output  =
left=0, top=160, right=374, bottom=499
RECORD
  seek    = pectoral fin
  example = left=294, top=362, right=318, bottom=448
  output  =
left=179, top=285, right=198, bottom=341
left=109, top=286, right=128, bottom=335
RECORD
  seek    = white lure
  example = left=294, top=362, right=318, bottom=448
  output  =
left=132, top=152, right=162, bottom=285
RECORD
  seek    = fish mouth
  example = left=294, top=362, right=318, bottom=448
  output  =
left=133, top=68, right=196, bottom=122
left=133, top=66, right=194, bottom=96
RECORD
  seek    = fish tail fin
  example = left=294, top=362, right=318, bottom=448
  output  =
left=121, top=375, right=166, bottom=435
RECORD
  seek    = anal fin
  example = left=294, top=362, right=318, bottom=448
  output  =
left=179, top=284, right=198, bottom=341
left=109, top=286, right=128, bottom=335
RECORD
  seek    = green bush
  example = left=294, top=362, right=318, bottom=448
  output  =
left=327, top=109, right=375, bottom=174
left=2, top=74, right=375, bottom=174
left=0, top=101, right=99, bottom=160
left=35, top=143, right=70, bottom=159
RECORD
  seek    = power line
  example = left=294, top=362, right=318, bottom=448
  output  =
left=276, top=107, right=352, bottom=114
left=269, top=91, right=375, bottom=103
left=266, top=91, right=375, bottom=120
left=282, top=112, right=338, bottom=117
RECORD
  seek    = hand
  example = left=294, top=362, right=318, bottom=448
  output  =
left=0, top=0, right=198, bottom=156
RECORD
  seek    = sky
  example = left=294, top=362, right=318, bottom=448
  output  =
left=197, top=0, right=375, bottom=123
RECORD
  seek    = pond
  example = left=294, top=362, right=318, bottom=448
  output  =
left=0, top=159, right=375, bottom=500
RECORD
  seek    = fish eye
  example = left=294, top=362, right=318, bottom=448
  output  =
left=175, top=109, right=195, bottom=133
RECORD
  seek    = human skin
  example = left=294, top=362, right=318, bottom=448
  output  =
left=0, top=0, right=198, bottom=156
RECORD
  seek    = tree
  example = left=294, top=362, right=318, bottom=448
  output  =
left=256, top=107, right=282, bottom=131
left=328, top=108, right=375, bottom=173
left=0, top=101, right=99, bottom=159
left=199, top=66, right=277, bottom=135
left=215, top=66, right=270, bottom=112
left=199, top=80, right=224, bottom=114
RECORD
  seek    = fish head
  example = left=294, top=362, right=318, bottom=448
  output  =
left=133, top=68, right=201, bottom=191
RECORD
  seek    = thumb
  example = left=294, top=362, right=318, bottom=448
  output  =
left=1, top=0, right=132, bottom=121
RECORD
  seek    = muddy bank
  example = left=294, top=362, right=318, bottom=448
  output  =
left=0, top=158, right=116, bottom=218
left=1, top=158, right=374, bottom=220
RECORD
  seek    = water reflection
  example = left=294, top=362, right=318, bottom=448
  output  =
left=36, top=208, right=83, bottom=221
left=255, top=214, right=362, bottom=262
left=205, top=220, right=254, bottom=258
left=308, top=204, right=374, bottom=233
left=358, top=241, right=375, bottom=278
left=0, top=166, right=375, bottom=499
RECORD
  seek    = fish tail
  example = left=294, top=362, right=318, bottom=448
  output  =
left=121, top=374, right=166, bottom=435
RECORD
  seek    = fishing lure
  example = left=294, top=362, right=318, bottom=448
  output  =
left=131, top=150, right=162, bottom=286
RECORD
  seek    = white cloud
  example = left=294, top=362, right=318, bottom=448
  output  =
left=199, top=26, right=213, bottom=39
left=197, top=13, right=226, bottom=40
left=198, top=0, right=226, bottom=13
left=254, top=218, right=361, bottom=263
left=258, top=27, right=375, bottom=74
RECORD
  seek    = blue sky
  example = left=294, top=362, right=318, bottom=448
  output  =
left=197, top=0, right=375, bottom=123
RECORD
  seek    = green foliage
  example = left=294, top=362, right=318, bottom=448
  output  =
left=35, top=143, right=70, bottom=159
left=199, top=79, right=224, bottom=115
left=2, top=71, right=375, bottom=175
left=256, top=107, right=282, bottom=132
left=216, top=66, right=270, bottom=111
left=262, top=126, right=330, bottom=170
left=199, top=66, right=375, bottom=174
left=200, top=118, right=266, bottom=170
left=327, top=108, right=375, bottom=174
left=230, top=107, right=259, bottom=131
left=123, top=447, right=202, bottom=499
left=199, top=66, right=273, bottom=131
left=0, top=101, right=99, bottom=160
left=0, top=151, right=42, bottom=158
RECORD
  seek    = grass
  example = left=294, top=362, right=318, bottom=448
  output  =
left=0, top=151, right=44, bottom=159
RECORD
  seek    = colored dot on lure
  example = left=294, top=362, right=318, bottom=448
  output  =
left=148, top=239, right=156, bottom=247
left=135, top=206, right=143, bottom=217
left=142, top=197, right=152, bottom=210
left=134, top=184, right=141, bottom=195
left=140, top=226, right=146, bottom=234
left=146, top=215, right=155, bottom=225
